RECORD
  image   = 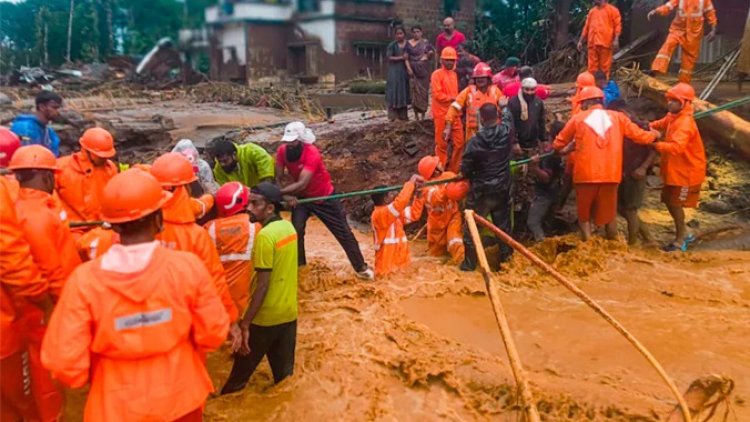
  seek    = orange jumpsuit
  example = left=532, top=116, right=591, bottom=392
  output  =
left=651, top=0, right=718, bottom=83
left=76, top=226, right=119, bottom=262
left=581, top=3, right=621, bottom=76
left=158, top=186, right=239, bottom=322
left=554, top=106, right=657, bottom=184
left=15, top=188, right=81, bottom=298
left=205, top=215, right=261, bottom=314
left=191, top=194, right=214, bottom=220
left=554, top=106, right=657, bottom=224
left=56, top=151, right=117, bottom=222
left=371, top=181, right=415, bottom=276
left=445, top=84, right=505, bottom=144
left=13, top=187, right=78, bottom=421
left=2, top=173, right=19, bottom=200
left=650, top=104, right=706, bottom=189
left=41, top=243, right=230, bottom=422
left=431, top=65, right=464, bottom=172
left=0, top=177, right=49, bottom=422
left=410, top=172, right=465, bottom=263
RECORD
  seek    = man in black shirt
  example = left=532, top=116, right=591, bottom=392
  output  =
left=460, top=104, right=514, bottom=271
left=527, top=121, right=565, bottom=241
left=507, top=77, right=546, bottom=152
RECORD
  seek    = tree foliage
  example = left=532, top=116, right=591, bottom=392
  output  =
left=0, top=0, right=213, bottom=72
left=471, top=0, right=593, bottom=66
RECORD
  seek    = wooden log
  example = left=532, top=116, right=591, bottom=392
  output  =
left=618, top=68, right=750, bottom=161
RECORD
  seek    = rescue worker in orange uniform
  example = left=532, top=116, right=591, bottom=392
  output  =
left=11, top=145, right=81, bottom=297
left=578, top=0, right=622, bottom=77
left=370, top=174, right=423, bottom=276
left=559, top=72, right=598, bottom=209
left=0, top=127, right=21, bottom=198
left=0, top=177, right=50, bottom=422
left=444, top=62, right=505, bottom=150
left=648, top=0, right=718, bottom=83
left=56, top=127, right=118, bottom=223
left=8, top=145, right=75, bottom=422
left=205, top=182, right=262, bottom=314
left=553, top=87, right=658, bottom=241
left=41, top=169, right=230, bottom=422
left=150, top=153, right=240, bottom=332
left=430, top=47, right=464, bottom=172
left=649, top=83, right=706, bottom=252
left=409, top=156, right=465, bottom=264
left=570, top=72, right=596, bottom=117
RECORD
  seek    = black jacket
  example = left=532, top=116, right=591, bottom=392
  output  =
left=461, top=112, right=513, bottom=191
left=507, top=94, right=546, bottom=149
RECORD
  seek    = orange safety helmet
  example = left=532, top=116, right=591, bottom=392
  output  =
left=666, top=82, right=696, bottom=104
left=417, top=155, right=440, bottom=180
left=8, top=145, right=59, bottom=171
left=578, top=86, right=605, bottom=102
left=441, top=47, right=458, bottom=60
left=216, top=181, right=250, bottom=217
left=80, top=127, right=116, bottom=158
left=101, top=169, right=172, bottom=224
left=150, top=152, right=198, bottom=187
left=472, top=62, right=493, bottom=79
left=576, top=72, right=595, bottom=88
left=0, top=127, right=21, bottom=168
left=445, top=179, right=470, bottom=201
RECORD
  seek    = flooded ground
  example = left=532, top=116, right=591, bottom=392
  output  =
left=200, top=218, right=749, bottom=421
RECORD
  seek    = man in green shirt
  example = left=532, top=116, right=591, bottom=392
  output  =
left=221, top=181, right=299, bottom=395
left=210, top=139, right=275, bottom=188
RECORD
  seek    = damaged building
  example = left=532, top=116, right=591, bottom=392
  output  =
left=203, top=0, right=476, bottom=84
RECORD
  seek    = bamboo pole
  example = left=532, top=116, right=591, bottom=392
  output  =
left=472, top=213, right=693, bottom=422
left=464, top=210, right=541, bottom=422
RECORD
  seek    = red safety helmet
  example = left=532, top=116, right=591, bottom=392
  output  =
left=472, top=62, right=493, bottom=79
left=101, top=169, right=172, bottom=224
left=666, top=83, right=695, bottom=104
left=578, top=86, right=605, bottom=102
left=216, top=181, right=250, bottom=217
left=417, top=155, right=440, bottom=180
left=0, top=127, right=21, bottom=168
left=576, top=72, right=595, bottom=88
left=8, top=145, right=59, bottom=171
left=150, top=152, right=198, bottom=187
left=445, top=179, right=470, bottom=201
left=80, top=127, right=116, bottom=158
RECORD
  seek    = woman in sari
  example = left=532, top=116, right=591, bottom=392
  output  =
left=386, top=26, right=411, bottom=121
left=405, top=26, right=435, bottom=121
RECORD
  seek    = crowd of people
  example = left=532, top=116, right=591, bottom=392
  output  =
left=0, top=0, right=717, bottom=419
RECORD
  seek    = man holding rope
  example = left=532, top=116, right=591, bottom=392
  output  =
left=460, top=104, right=514, bottom=271
left=275, top=122, right=374, bottom=281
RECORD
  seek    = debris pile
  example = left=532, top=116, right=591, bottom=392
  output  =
left=187, top=82, right=325, bottom=117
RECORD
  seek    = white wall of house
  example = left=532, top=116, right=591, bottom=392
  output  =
left=298, top=19, right=336, bottom=54
left=206, top=3, right=294, bottom=24
left=220, top=24, right=247, bottom=65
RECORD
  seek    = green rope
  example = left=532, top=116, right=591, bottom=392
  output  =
left=296, top=152, right=554, bottom=204
left=71, top=95, right=750, bottom=228
left=693, top=95, right=750, bottom=120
